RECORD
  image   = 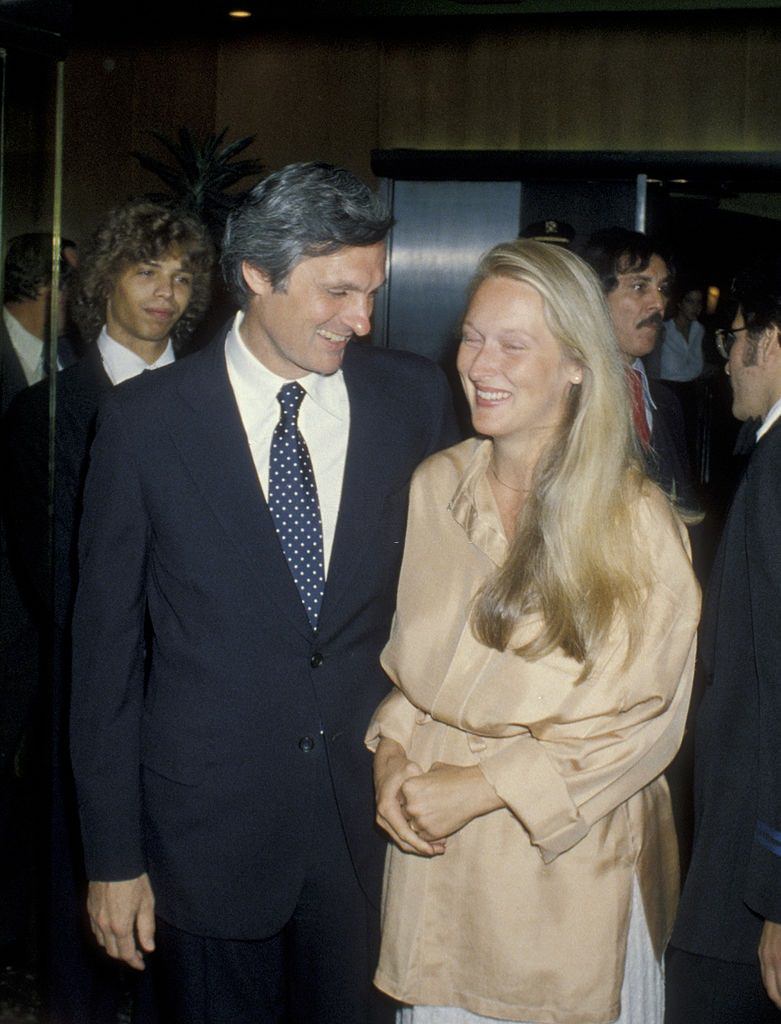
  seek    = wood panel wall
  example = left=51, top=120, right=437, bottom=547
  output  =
left=374, top=14, right=781, bottom=152
left=60, top=37, right=218, bottom=240
left=40, top=10, right=781, bottom=242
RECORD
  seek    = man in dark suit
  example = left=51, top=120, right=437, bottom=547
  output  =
left=5, top=202, right=213, bottom=619
left=3, top=199, right=213, bottom=1023
left=1, top=232, right=79, bottom=414
left=0, top=232, right=79, bottom=964
left=70, top=162, right=458, bottom=1023
left=666, top=261, right=781, bottom=1023
left=582, top=228, right=693, bottom=504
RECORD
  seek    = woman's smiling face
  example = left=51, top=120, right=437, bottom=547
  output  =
left=457, top=275, right=581, bottom=446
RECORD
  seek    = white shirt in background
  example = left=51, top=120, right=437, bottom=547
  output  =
left=659, top=319, right=705, bottom=382
left=4, top=307, right=46, bottom=385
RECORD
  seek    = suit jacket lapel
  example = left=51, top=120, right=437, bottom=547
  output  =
left=63, top=344, right=112, bottom=422
left=318, top=348, right=397, bottom=635
left=164, top=339, right=313, bottom=639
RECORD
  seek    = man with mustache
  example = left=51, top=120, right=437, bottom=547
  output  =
left=583, top=227, right=692, bottom=501
left=69, top=163, right=457, bottom=1023
left=666, top=261, right=781, bottom=1022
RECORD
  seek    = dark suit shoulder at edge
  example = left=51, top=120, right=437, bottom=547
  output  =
left=5, top=349, right=108, bottom=426
left=745, top=419, right=781, bottom=489
left=3, top=375, right=48, bottom=426
left=344, top=344, right=450, bottom=404
left=106, top=337, right=444, bottom=416
left=107, top=340, right=219, bottom=405
left=344, top=340, right=441, bottom=374
left=753, top=416, right=781, bottom=454
left=648, top=376, right=681, bottom=404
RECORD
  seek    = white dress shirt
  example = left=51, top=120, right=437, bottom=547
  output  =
left=97, top=326, right=175, bottom=385
left=4, top=307, right=46, bottom=385
left=659, top=319, right=705, bottom=382
left=224, top=311, right=350, bottom=576
left=757, top=395, right=781, bottom=443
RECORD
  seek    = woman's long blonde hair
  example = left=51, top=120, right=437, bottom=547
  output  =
left=469, top=240, right=655, bottom=679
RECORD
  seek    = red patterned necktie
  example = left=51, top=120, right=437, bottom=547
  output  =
left=628, top=368, right=651, bottom=447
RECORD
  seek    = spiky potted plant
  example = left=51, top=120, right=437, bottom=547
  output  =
left=133, top=127, right=264, bottom=246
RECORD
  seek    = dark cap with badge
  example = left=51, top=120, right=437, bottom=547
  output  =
left=519, top=219, right=576, bottom=248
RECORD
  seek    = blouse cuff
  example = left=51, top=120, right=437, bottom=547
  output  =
left=479, top=734, right=589, bottom=862
left=365, top=689, right=419, bottom=753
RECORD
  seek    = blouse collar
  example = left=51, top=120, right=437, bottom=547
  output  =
left=448, top=438, right=508, bottom=568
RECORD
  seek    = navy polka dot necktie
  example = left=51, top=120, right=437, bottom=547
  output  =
left=268, top=382, right=325, bottom=629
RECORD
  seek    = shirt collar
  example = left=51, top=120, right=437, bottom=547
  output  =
left=226, top=309, right=347, bottom=421
left=757, top=395, right=781, bottom=443
left=3, top=307, right=44, bottom=381
left=97, top=326, right=174, bottom=385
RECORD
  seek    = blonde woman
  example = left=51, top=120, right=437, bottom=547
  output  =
left=368, top=241, right=700, bottom=1024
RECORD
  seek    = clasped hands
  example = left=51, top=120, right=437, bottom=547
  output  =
left=374, top=737, right=503, bottom=857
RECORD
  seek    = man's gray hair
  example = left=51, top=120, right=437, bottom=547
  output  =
left=221, top=161, right=392, bottom=305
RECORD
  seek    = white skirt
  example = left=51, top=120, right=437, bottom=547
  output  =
left=397, top=875, right=663, bottom=1024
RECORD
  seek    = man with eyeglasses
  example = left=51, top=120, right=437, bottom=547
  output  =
left=582, top=227, right=693, bottom=504
left=667, top=261, right=781, bottom=1023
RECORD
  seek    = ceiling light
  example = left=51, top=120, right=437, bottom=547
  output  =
left=228, top=9, right=252, bottom=17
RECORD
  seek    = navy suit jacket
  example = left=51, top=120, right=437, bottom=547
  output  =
left=3, top=345, right=112, bottom=625
left=4, top=346, right=158, bottom=1024
left=70, top=334, right=458, bottom=940
left=672, top=418, right=781, bottom=963
left=0, top=320, right=40, bottom=769
left=647, top=377, right=694, bottom=507
left=1, top=318, right=28, bottom=416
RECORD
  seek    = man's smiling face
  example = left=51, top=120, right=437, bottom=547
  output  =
left=240, top=242, right=386, bottom=379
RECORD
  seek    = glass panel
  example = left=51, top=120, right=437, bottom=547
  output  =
left=0, top=40, right=65, bottom=989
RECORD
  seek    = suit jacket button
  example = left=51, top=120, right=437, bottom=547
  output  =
left=310, top=652, right=324, bottom=668
left=299, top=736, right=315, bottom=753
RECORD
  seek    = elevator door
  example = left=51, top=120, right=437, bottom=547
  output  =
left=380, top=180, right=522, bottom=370
left=377, top=177, right=639, bottom=373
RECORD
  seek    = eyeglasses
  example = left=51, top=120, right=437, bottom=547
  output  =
left=715, top=325, right=749, bottom=360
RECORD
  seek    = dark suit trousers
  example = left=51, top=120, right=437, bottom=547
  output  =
left=665, top=946, right=781, bottom=1024
left=153, top=746, right=393, bottom=1024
